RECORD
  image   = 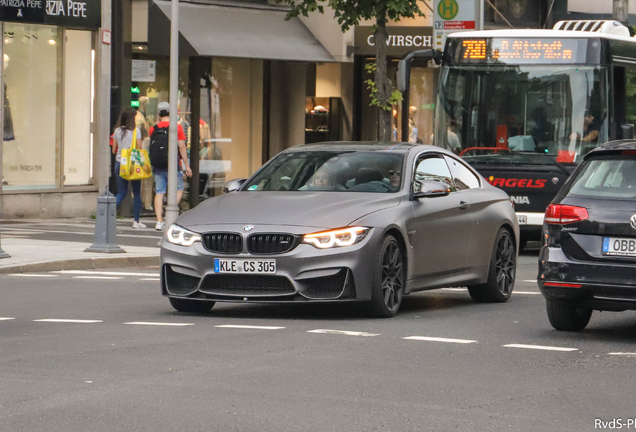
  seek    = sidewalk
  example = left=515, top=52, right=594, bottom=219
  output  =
left=0, top=219, right=161, bottom=274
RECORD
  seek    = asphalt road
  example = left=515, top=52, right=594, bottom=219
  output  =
left=1, top=253, right=636, bottom=432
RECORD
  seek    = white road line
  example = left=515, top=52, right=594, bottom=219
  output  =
left=124, top=322, right=193, bottom=326
left=139, top=278, right=161, bottom=281
left=503, top=344, right=578, bottom=352
left=608, top=352, right=636, bottom=356
left=215, top=325, right=285, bottom=330
left=404, top=336, right=477, bottom=344
left=57, top=270, right=158, bottom=277
left=73, top=276, right=124, bottom=280
left=440, top=288, right=541, bottom=295
left=7, top=274, right=59, bottom=278
left=2, top=227, right=162, bottom=240
left=0, top=318, right=15, bottom=321
left=307, top=329, right=380, bottom=337
left=34, top=319, right=103, bottom=323
left=523, top=280, right=538, bottom=283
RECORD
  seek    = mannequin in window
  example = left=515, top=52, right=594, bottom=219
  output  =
left=3, top=53, right=14, bottom=141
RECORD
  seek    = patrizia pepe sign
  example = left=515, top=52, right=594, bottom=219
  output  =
left=0, top=0, right=100, bottom=29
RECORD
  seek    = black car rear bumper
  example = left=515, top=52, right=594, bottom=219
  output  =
left=538, top=247, right=636, bottom=311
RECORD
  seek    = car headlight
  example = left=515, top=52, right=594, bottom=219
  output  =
left=166, top=224, right=202, bottom=246
left=302, top=227, right=370, bottom=249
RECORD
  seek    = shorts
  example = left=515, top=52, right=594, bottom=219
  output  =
left=153, top=168, right=184, bottom=194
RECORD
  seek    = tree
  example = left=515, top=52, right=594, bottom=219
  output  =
left=279, top=0, right=426, bottom=141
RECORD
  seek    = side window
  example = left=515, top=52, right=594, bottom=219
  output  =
left=414, top=156, right=455, bottom=191
left=444, top=156, right=481, bottom=190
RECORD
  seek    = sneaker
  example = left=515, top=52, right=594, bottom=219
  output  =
left=155, top=222, right=165, bottom=231
left=132, top=221, right=147, bottom=229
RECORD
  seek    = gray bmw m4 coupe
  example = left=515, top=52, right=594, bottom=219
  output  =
left=161, top=142, right=519, bottom=317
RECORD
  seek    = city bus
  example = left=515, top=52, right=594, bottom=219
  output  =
left=398, top=20, right=636, bottom=248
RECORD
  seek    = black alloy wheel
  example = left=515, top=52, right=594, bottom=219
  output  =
left=369, top=235, right=404, bottom=317
left=468, top=228, right=516, bottom=303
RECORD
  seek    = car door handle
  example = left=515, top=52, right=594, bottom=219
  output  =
left=458, top=201, right=470, bottom=210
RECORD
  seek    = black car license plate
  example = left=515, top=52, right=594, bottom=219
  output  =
left=602, top=237, right=636, bottom=257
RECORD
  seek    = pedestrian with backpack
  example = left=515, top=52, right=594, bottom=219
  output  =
left=148, top=102, right=192, bottom=231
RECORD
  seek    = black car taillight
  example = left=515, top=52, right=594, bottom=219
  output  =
left=544, top=204, right=589, bottom=224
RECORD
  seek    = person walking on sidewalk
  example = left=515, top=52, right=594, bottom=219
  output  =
left=149, top=102, right=192, bottom=231
left=112, top=107, right=146, bottom=229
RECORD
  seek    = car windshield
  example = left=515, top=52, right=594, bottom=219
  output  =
left=564, top=157, right=636, bottom=200
left=242, top=150, right=405, bottom=193
left=435, top=65, right=609, bottom=166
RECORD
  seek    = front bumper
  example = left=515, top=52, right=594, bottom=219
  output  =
left=160, top=226, right=382, bottom=303
left=538, top=246, right=636, bottom=311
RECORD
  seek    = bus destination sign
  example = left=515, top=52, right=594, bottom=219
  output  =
left=458, top=38, right=588, bottom=64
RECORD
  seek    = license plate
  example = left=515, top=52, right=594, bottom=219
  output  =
left=602, top=237, right=636, bottom=257
left=517, top=215, right=527, bottom=225
left=214, top=259, right=277, bottom=274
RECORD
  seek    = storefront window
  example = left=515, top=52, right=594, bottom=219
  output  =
left=198, top=57, right=263, bottom=198
left=3, top=23, right=62, bottom=190
left=2, top=23, right=95, bottom=190
left=64, top=30, right=94, bottom=186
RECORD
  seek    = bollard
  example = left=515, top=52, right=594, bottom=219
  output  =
left=85, top=187, right=126, bottom=253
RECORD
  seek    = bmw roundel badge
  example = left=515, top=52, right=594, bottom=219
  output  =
left=243, top=225, right=255, bottom=232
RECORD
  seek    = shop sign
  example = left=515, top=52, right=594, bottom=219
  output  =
left=354, top=26, right=433, bottom=57
left=0, top=0, right=101, bottom=29
left=434, top=0, right=476, bottom=50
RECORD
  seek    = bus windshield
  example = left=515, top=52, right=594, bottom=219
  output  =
left=434, top=65, right=609, bottom=166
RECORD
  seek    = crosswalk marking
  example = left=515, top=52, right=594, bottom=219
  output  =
left=34, top=319, right=103, bottom=323
left=503, top=344, right=578, bottom=352
left=308, top=329, right=380, bottom=337
left=0, top=318, right=15, bottom=321
left=139, top=278, right=161, bottom=281
left=404, top=336, right=477, bottom=344
left=608, top=352, right=636, bottom=356
left=7, top=274, right=59, bottom=278
left=124, top=322, right=193, bottom=326
left=215, top=325, right=285, bottom=330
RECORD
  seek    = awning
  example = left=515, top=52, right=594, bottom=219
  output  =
left=149, top=0, right=334, bottom=62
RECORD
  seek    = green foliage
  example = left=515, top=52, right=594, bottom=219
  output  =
left=364, top=63, right=403, bottom=111
left=278, top=0, right=424, bottom=32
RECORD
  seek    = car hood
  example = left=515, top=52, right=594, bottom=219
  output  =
left=176, top=192, right=402, bottom=231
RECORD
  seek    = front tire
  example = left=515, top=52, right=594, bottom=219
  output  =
left=546, top=300, right=592, bottom=331
left=367, top=235, right=404, bottom=318
left=169, top=297, right=215, bottom=313
left=468, top=227, right=516, bottom=303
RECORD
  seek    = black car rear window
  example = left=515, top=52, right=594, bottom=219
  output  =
left=565, top=158, right=636, bottom=200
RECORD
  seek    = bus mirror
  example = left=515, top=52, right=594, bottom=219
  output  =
left=620, top=124, right=635, bottom=139
left=397, top=49, right=441, bottom=93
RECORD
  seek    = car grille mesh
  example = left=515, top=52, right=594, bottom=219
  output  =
left=248, top=234, right=296, bottom=254
left=202, top=233, right=243, bottom=254
left=165, top=266, right=200, bottom=296
left=301, top=270, right=348, bottom=299
left=199, top=274, right=295, bottom=296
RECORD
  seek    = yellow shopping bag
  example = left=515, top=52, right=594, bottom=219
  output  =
left=119, top=128, right=153, bottom=181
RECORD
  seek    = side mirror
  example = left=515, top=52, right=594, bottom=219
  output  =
left=223, top=178, right=247, bottom=193
left=397, top=49, right=442, bottom=93
left=412, top=180, right=451, bottom=199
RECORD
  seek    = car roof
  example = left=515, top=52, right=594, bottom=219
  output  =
left=584, top=140, right=636, bottom=159
left=285, top=141, right=440, bottom=155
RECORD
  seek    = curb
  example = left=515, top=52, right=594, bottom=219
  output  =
left=0, top=256, right=160, bottom=274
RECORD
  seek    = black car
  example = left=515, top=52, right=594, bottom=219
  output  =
left=538, top=140, right=636, bottom=331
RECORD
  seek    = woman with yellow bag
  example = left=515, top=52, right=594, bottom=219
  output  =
left=112, top=108, right=146, bottom=229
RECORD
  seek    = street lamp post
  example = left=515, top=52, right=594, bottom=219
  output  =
left=0, top=21, right=10, bottom=259
left=164, top=0, right=180, bottom=229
